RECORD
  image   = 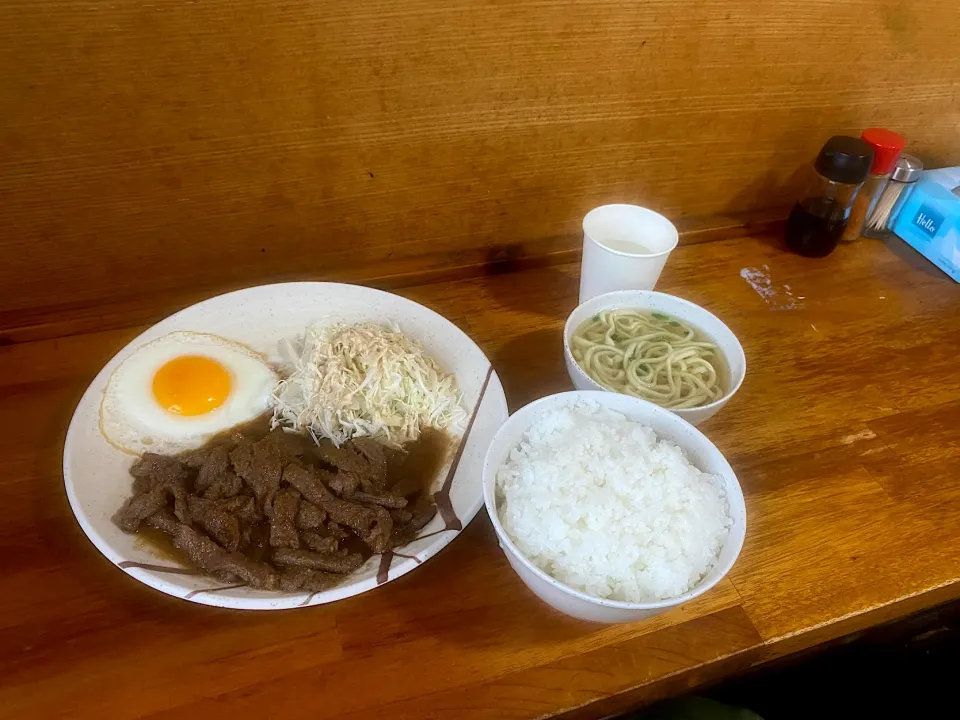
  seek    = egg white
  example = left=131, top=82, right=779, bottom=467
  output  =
left=99, top=331, right=278, bottom=455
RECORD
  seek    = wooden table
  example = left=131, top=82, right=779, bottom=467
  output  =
left=2, top=232, right=959, bottom=719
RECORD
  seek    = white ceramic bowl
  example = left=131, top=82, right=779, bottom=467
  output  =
left=563, top=290, right=746, bottom=426
left=482, top=391, right=746, bottom=623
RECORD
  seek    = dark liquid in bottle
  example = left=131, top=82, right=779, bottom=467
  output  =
left=785, top=197, right=847, bottom=258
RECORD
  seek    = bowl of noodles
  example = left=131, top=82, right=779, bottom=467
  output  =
left=563, top=290, right=745, bottom=426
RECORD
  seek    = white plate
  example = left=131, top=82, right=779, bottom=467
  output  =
left=63, top=282, right=507, bottom=610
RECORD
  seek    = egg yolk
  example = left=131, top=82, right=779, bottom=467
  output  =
left=152, top=355, right=232, bottom=416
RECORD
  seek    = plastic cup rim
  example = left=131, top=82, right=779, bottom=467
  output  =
left=582, top=204, right=679, bottom=258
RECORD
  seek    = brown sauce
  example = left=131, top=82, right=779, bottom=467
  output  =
left=386, top=427, right=454, bottom=497
left=134, top=526, right=182, bottom=563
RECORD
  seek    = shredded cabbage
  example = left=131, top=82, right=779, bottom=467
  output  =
left=270, top=322, right=466, bottom=447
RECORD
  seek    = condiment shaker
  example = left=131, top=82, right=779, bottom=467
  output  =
left=785, top=136, right=874, bottom=258
left=840, top=128, right=906, bottom=242
left=862, top=154, right=923, bottom=239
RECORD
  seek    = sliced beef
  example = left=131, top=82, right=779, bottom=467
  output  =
left=202, top=470, right=243, bottom=500
left=281, top=463, right=332, bottom=503
left=328, top=472, right=361, bottom=497
left=388, top=472, right=423, bottom=499
left=194, top=445, right=231, bottom=494
left=390, top=497, right=438, bottom=548
left=351, top=438, right=388, bottom=491
left=316, top=438, right=389, bottom=493
left=313, top=439, right=369, bottom=475
left=360, top=506, right=395, bottom=553
left=409, top=497, right=438, bottom=531
left=232, top=438, right=284, bottom=515
left=390, top=526, right=416, bottom=549
left=229, top=441, right=255, bottom=484
left=167, top=477, right=190, bottom=524
left=398, top=512, right=438, bottom=546
left=278, top=566, right=340, bottom=593
left=222, top=424, right=259, bottom=447
left=327, top=521, right=349, bottom=539
left=177, top=446, right=215, bottom=469
left=130, top=453, right=187, bottom=483
left=216, top=554, right=277, bottom=589
left=390, top=508, right=414, bottom=525
left=130, top=453, right=188, bottom=495
left=284, top=464, right=393, bottom=549
left=251, top=439, right=285, bottom=513
left=263, top=427, right=313, bottom=462
left=117, top=416, right=441, bottom=596
left=145, top=509, right=179, bottom=535
left=240, top=522, right=270, bottom=561
left=115, top=465, right=192, bottom=532
left=269, top=489, right=300, bottom=549
left=272, top=548, right=365, bottom=574
left=187, top=496, right=240, bottom=552
left=215, top=495, right=259, bottom=525
left=300, top=532, right=338, bottom=555
left=278, top=566, right=310, bottom=592
left=318, top=492, right=378, bottom=533
left=145, top=511, right=278, bottom=590
left=347, top=490, right=407, bottom=509
left=131, top=475, right=154, bottom=497
left=295, top=501, right=327, bottom=531
left=115, top=486, right=170, bottom=533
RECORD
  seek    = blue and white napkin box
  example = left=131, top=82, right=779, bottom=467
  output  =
left=893, top=176, right=960, bottom=283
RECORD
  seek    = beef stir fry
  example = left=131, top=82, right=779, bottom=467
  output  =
left=114, top=417, right=447, bottom=593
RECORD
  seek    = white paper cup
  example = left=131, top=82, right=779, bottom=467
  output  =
left=579, top=204, right=679, bottom=302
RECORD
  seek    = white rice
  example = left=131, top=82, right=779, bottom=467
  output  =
left=496, top=400, right=731, bottom=602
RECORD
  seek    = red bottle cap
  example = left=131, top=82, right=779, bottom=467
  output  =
left=861, top=128, right=906, bottom=175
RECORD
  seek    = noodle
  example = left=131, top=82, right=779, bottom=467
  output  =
left=570, top=310, right=725, bottom=409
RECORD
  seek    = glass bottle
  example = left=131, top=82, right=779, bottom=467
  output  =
left=840, top=128, right=906, bottom=242
left=785, top=136, right=874, bottom=258
left=862, top=154, right=923, bottom=239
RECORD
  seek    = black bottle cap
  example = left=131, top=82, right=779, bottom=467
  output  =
left=814, top=136, right=875, bottom=184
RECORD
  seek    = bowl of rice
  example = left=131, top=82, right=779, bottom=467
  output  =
left=482, top=391, right=745, bottom=623
left=563, top=290, right=746, bottom=426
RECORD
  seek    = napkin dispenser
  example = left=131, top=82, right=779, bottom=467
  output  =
left=892, top=169, right=960, bottom=283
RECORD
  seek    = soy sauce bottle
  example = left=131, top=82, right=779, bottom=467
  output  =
left=786, top=136, right=874, bottom=258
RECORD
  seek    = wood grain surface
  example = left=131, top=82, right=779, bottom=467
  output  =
left=2, top=230, right=960, bottom=718
left=3, top=0, right=960, bottom=327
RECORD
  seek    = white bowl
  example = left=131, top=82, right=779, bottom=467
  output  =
left=482, top=391, right=746, bottom=624
left=563, top=290, right=746, bottom=426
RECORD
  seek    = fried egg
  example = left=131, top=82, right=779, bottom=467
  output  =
left=100, top=331, right=277, bottom=455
